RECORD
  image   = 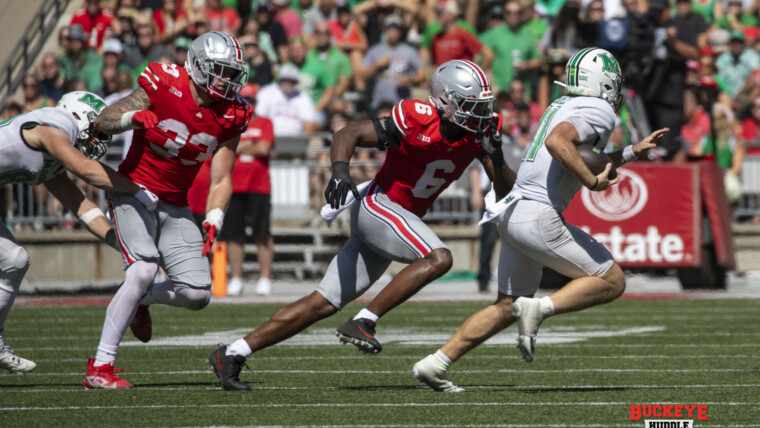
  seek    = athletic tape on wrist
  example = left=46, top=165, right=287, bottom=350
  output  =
left=79, top=208, right=105, bottom=225
left=623, top=145, right=636, bottom=163
left=205, top=207, right=225, bottom=229
left=120, top=111, right=138, bottom=130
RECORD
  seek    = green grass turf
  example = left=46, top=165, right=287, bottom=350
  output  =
left=1, top=299, right=758, bottom=427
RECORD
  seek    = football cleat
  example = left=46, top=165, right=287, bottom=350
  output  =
left=83, top=358, right=134, bottom=389
left=0, top=346, right=37, bottom=374
left=335, top=318, right=382, bottom=354
left=512, top=297, right=546, bottom=362
left=208, top=345, right=251, bottom=391
left=130, top=305, right=152, bottom=343
left=412, top=354, right=464, bottom=392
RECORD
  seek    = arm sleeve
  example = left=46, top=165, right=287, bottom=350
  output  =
left=563, top=100, right=616, bottom=145
left=389, top=100, right=415, bottom=140
left=372, top=116, right=403, bottom=150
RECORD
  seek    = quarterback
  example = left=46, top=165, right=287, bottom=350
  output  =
left=0, top=91, right=157, bottom=374
left=413, top=48, right=668, bottom=392
left=84, top=32, right=251, bottom=389
left=208, top=60, right=517, bottom=390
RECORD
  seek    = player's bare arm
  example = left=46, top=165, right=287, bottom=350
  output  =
left=607, top=127, right=669, bottom=167
left=206, top=135, right=240, bottom=213
left=479, top=153, right=517, bottom=200
left=27, top=125, right=140, bottom=194
left=44, top=173, right=114, bottom=243
left=93, top=87, right=153, bottom=134
left=545, top=121, right=619, bottom=191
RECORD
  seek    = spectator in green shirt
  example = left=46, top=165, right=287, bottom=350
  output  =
left=288, top=37, right=337, bottom=121
left=480, top=0, right=541, bottom=93
left=306, top=21, right=353, bottom=96
left=519, top=0, right=550, bottom=44
left=57, top=24, right=102, bottom=91
left=714, top=0, right=759, bottom=32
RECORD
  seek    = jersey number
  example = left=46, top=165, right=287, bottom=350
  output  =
left=150, top=119, right=219, bottom=164
left=411, top=159, right=455, bottom=198
left=161, top=63, right=180, bottom=78
left=415, top=103, right=433, bottom=116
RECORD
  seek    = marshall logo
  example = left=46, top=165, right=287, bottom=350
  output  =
left=581, top=169, right=648, bottom=221
left=416, top=133, right=431, bottom=143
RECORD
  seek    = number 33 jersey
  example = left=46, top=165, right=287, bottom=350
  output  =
left=119, top=62, right=252, bottom=206
left=374, top=99, right=490, bottom=218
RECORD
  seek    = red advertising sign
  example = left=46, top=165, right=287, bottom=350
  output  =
left=563, top=163, right=702, bottom=268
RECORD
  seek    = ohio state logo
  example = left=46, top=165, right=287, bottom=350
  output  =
left=581, top=169, right=648, bottom=221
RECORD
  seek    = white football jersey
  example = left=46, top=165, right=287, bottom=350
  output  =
left=513, top=95, right=616, bottom=212
left=0, top=107, right=78, bottom=185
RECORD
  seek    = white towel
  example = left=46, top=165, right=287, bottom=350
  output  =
left=320, top=180, right=373, bottom=225
left=479, top=190, right=523, bottom=226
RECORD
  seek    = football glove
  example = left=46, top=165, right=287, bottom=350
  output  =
left=324, top=161, right=360, bottom=210
left=202, top=208, right=224, bottom=257
left=121, top=110, right=159, bottom=130
left=482, top=116, right=506, bottom=169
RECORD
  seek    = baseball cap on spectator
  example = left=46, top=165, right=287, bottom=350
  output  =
left=437, top=0, right=460, bottom=15
left=117, top=7, right=136, bottom=20
left=175, top=36, right=191, bottom=51
left=69, top=24, right=88, bottom=41
left=103, top=38, right=123, bottom=55
left=254, top=2, right=271, bottom=13
left=686, top=60, right=700, bottom=72
left=744, top=26, right=759, bottom=41
left=336, top=0, right=350, bottom=13
left=277, top=64, right=300, bottom=82
left=239, top=83, right=258, bottom=103
left=730, top=30, right=745, bottom=42
left=489, top=3, right=505, bottom=18
left=272, top=0, right=288, bottom=5
left=709, top=28, right=730, bottom=53
left=384, top=15, right=404, bottom=29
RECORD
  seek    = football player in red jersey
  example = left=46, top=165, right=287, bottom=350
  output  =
left=208, top=60, right=517, bottom=391
left=83, top=31, right=252, bottom=390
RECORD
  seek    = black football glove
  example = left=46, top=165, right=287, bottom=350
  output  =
left=482, top=118, right=506, bottom=169
left=324, top=161, right=360, bottom=209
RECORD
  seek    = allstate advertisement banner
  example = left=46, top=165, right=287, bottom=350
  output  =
left=563, top=164, right=702, bottom=268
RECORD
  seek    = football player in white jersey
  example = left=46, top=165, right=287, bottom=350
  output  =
left=0, top=91, right=157, bottom=374
left=412, top=48, right=669, bottom=392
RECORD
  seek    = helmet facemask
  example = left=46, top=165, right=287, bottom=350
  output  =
left=75, top=111, right=110, bottom=160
left=447, top=91, right=495, bottom=132
left=198, top=59, right=247, bottom=100
left=185, top=32, right=248, bottom=101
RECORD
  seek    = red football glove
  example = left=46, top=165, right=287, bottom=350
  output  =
left=201, top=222, right=217, bottom=257
left=201, top=208, right=224, bottom=257
left=131, top=110, right=159, bottom=129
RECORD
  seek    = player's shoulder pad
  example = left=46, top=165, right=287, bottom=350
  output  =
left=391, top=99, right=436, bottom=135
left=138, top=62, right=170, bottom=92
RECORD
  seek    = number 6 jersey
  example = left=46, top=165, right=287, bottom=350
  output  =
left=119, top=62, right=252, bottom=206
left=374, top=99, right=496, bottom=218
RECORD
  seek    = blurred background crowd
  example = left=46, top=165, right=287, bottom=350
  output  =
left=3, top=0, right=760, bottom=225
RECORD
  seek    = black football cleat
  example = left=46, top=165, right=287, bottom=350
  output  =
left=208, top=345, right=251, bottom=391
left=335, top=318, right=382, bottom=354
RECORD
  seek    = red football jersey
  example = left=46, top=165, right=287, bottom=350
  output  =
left=70, top=9, right=114, bottom=49
left=375, top=99, right=491, bottom=218
left=235, top=116, right=274, bottom=194
left=119, top=62, right=252, bottom=206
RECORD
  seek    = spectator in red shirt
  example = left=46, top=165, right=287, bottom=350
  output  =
left=153, top=0, right=189, bottom=44
left=680, top=88, right=712, bottom=157
left=272, top=0, right=303, bottom=40
left=425, top=0, right=492, bottom=67
left=70, top=0, right=114, bottom=50
left=741, top=96, right=760, bottom=155
left=203, top=0, right=241, bottom=34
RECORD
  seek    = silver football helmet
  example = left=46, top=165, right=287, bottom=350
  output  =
left=429, top=60, right=495, bottom=132
left=56, top=91, right=110, bottom=160
left=556, top=47, right=624, bottom=111
left=185, top=31, right=247, bottom=101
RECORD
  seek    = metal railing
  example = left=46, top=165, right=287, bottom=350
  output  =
left=0, top=0, right=69, bottom=108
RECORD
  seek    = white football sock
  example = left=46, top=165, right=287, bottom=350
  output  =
left=95, top=261, right=157, bottom=367
left=540, top=296, right=555, bottom=316
left=435, top=349, right=453, bottom=368
left=226, top=339, right=253, bottom=357
left=353, top=308, right=379, bottom=322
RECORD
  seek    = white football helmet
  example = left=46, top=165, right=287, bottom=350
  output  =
left=56, top=91, right=110, bottom=160
left=556, top=47, right=624, bottom=111
left=429, top=60, right=495, bottom=132
left=185, top=31, right=247, bottom=101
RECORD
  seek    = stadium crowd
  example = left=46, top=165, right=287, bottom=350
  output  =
left=3, top=0, right=760, bottom=226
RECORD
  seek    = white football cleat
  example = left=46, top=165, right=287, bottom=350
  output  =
left=226, top=277, right=244, bottom=296
left=412, top=354, right=464, bottom=392
left=512, top=297, right=546, bottom=363
left=0, top=345, right=37, bottom=374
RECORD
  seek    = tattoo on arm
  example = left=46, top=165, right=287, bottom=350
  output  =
left=94, top=88, right=151, bottom=134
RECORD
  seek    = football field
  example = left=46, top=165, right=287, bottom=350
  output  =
left=1, top=295, right=758, bottom=427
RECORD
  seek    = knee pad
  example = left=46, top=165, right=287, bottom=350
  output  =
left=127, top=260, right=159, bottom=287
left=178, top=287, right=210, bottom=310
left=8, top=246, right=31, bottom=273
